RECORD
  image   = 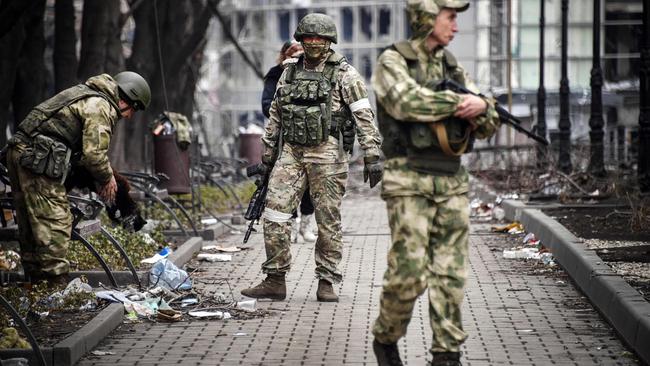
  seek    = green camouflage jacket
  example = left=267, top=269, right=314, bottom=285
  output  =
left=372, top=38, right=500, bottom=199
left=72, top=74, right=121, bottom=185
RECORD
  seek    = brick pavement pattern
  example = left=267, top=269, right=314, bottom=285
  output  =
left=79, top=192, right=639, bottom=366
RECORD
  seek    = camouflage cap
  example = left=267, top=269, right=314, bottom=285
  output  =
left=407, top=0, right=469, bottom=17
left=407, top=0, right=469, bottom=39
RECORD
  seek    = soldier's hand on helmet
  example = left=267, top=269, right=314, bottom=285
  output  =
left=98, top=176, right=117, bottom=205
left=454, top=94, right=487, bottom=122
left=363, top=156, right=383, bottom=189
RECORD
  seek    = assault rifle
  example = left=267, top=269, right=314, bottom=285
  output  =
left=243, top=163, right=270, bottom=243
left=437, top=79, right=550, bottom=146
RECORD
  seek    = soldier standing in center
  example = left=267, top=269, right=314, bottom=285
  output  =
left=241, top=13, right=383, bottom=302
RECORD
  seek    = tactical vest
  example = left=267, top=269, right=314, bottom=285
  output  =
left=15, top=83, right=119, bottom=149
left=377, top=42, right=474, bottom=176
left=277, top=53, right=353, bottom=150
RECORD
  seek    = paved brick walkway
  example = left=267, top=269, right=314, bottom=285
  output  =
left=78, top=192, right=640, bottom=366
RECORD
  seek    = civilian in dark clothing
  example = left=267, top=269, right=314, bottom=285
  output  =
left=261, top=41, right=316, bottom=242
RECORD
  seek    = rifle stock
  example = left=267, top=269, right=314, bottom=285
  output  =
left=440, top=79, right=550, bottom=146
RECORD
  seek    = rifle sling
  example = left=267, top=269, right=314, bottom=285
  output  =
left=430, top=121, right=470, bottom=157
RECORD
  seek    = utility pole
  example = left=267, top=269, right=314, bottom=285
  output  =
left=537, top=0, right=547, bottom=169
left=507, top=0, right=513, bottom=146
left=588, top=0, right=606, bottom=177
left=639, top=0, right=650, bottom=192
left=558, top=0, right=573, bottom=173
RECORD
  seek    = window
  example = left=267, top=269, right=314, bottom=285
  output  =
left=278, top=11, right=291, bottom=41
left=379, top=7, right=391, bottom=37
left=342, top=8, right=354, bottom=42
left=360, top=7, right=372, bottom=41
left=604, top=0, right=642, bottom=82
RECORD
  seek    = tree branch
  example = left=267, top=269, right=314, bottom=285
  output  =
left=206, top=0, right=263, bottom=80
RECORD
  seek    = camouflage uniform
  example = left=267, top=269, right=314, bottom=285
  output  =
left=371, top=35, right=500, bottom=354
left=7, top=74, right=121, bottom=277
left=260, top=51, right=382, bottom=284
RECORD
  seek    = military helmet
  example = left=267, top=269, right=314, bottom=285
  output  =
left=294, top=13, right=338, bottom=44
left=114, top=71, right=151, bottom=111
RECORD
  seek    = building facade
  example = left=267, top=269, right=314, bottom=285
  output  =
left=197, top=0, right=642, bottom=163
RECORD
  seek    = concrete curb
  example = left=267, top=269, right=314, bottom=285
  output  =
left=0, top=227, right=221, bottom=365
left=0, top=304, right=122, bottom=366
left=163, top=221, right=231, bottom=241
left=502, top=200, right=650, bottom=365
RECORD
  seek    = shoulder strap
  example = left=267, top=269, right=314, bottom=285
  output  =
left=442, top=49, right=465, bottom=84
left=393, top=41, right=418, bottom=61
left=390, top=41, right=421, bottom=83
left=326, top=51, right=346, bottom=65
left=284, top=57, right=300, bottom=84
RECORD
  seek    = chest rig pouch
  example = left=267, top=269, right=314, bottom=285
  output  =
left=277, top=55, right=340, bottom=146
left=378, top=41, right=474, bottom=176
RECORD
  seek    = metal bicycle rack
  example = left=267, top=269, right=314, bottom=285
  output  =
left=120, top=171, right=199, bottom=236
left=0, top=294, right=47, bottom=366
left=68, top=195, right=141, bottom=289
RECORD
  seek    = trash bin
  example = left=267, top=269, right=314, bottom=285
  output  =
left=238, top=133, right=263, bottom=165
left=153, top=134, right=191, bottom=194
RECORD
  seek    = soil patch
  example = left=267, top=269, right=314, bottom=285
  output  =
left=543, top=206, right=650, bottom=242
left=27, top=304, right=108, bottom=347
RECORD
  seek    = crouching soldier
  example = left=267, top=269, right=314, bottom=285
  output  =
left=6, top=71, right=150, bottom=284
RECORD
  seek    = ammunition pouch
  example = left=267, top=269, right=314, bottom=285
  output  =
left=280, top=102, right=328, bottom=146
left=18, top=134, right=71, bottom=181
left=329, top=111, right=355, bottom=154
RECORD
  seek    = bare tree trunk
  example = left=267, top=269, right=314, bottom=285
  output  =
left=54, top=0, right=78, bottom=92
left=12, top=0, right=46, bottom=124
left=111, top=0, right=211, bottom=172
left=78, top=0, right=122, bottom=80
left=0, top=23, right=24, bottom=145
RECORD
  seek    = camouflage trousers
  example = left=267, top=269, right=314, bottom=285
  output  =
left=373, top=193, right=469, bottom=353
left=6, top=143, right=72, bottom=277
left=261, top=146, right=348, bottom=284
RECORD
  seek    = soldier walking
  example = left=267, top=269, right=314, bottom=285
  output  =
left=370, top=1, right=500, bottom=365
left=6, top=72, right=150, bottom=285
left=241, top=13, right=383, bottom=302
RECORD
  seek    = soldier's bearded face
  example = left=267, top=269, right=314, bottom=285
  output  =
left=301, top=36, right=330, bottom=61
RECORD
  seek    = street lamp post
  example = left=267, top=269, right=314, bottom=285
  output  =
left=639, top=0, right=650, bottom=192
left=558, top=0, right=572, bottom=173
left=588, top=0, right=606, bottom=176
left=537, top=0, right=547, bottom=169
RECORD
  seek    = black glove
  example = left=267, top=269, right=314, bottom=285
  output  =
left=363, top=156, right=383, bottom=188
left=246, top=161, right=271, bottom=178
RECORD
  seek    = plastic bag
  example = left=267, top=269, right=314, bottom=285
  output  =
left=149, top=259, right=192, bottom=290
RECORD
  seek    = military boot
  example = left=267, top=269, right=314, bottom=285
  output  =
left=372, top=339, right=403, bottom=366
left=430, top=352, right=462, bottom=366
left=316, top=279, right=338, bottom=302
left=240, top=274, right=286, bottom=300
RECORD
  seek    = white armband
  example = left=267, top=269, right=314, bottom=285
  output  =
left=349, top=98, right=371, bottom=112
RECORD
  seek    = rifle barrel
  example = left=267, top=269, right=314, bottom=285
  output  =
left=444, top=79, right=549, bottom=146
